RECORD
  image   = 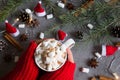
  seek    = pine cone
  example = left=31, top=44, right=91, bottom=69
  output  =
left=76, top=31, right=83, bottom=39
left=0, top=40, right=7, bottom=52
left=19, top=12, right=30, bottom=23
left=19, top=34, right=28, bottom=41
left=3, top=54, right=12, bottom=63
left=111, top=26, right=120, bottom=38
left=66, top=3, right=74, bottom=10
left=88, top=58, right=99, bottom=68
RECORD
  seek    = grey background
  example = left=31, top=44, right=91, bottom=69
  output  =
left=0, top=0, right=120, bottom=80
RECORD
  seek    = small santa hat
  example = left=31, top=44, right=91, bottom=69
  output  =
left=34, top=1, right=46, bottom=17
left=5, top=20, right=20, bottom=37
left=57, top=30, right=67, bottom=41
left=101, top=45, right=119, bottom=56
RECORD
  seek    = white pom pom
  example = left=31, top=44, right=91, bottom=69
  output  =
left=5, top=20, right=8, bottom=23
left=25, top=8, right=32, bottom=14
left=87, top=24, right=94, bottom=29
left=39, top=1, right=42, bottom=4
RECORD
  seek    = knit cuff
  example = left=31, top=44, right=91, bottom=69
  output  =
left=1, top=41, right=39, bottom=80
left=65, top=60, right=76, bottom=73
left=65, top=60, right=76, bottom=68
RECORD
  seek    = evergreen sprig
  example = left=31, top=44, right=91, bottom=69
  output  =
left=0, top=0, right=34, bottom=22
left=59, top=0, right=120, bottom=45
left=42, top=0, right=63, bottom=17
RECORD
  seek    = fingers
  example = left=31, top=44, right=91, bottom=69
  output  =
left=66, top=48, right=74, bottom=63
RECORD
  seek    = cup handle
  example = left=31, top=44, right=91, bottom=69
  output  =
left=63, top=38, right=75, bottom=49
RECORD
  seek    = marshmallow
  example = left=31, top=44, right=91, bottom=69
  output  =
left=95, top=52, right=102, bottom=58
left=25, top=8, right=32, bottom=14
left=81, top=68, right=90, bottom=73
left=48, top=52, right=55, bottom=57
left=50, top=41, right=58, bottom=48
left=52, top=60, right=59, bottom=69
left=56, top=55, right=65, bottom=63
left=45, top=57, right=53, bottom=64
left=36, top=47, right=43, bottom=54
left=25, top=8, right=33, bottom=19
left=36, top=57, right=42, bottom=63
left=87, top=24, right=94, bottom=29
left=43, top=41, right=49, bottom=47
left=18, top=24, right=25, bottom=28
left=39, top=32, right=44, bottom=39
left=57, top=1, right=65, bottom=8
left=47, top=64, right=52, bottom=71
left=46, top=14, right=53, bottom=19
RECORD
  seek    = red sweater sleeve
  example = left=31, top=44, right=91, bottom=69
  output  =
left=39, top=61, right=76, bottom=80
left=0, top=41, right=39, bottom=80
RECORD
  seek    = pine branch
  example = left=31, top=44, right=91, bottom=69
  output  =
left=59, top=0, right=120, bottom=45
left=43, top=0, right=63, bottom=16
left=0, top=0, right=23, bottom=22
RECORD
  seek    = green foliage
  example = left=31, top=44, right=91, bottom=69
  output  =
left=43, top=0, right=63, bottom=17
left=0, top=0, right=23, bottom=22
left=59, top=0, right=120, bottom=45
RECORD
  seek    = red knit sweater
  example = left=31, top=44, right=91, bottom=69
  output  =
left=0, top=41, right=76, bottom=80
left=0, top=41, right=39, bottom=80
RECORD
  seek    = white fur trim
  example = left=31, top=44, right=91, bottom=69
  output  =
left=102, top=45, right=106, bottom=56
left=82, top=68, right=89, bottom=73
left=39, top=1, right=42, bottom=4
left=63, top=38, right=75, bottom=49
left=35, top=11, right=46, bottom=17
left=5, top=20, right=8, bottom=23
left=10, top=29, right=20, bottom=37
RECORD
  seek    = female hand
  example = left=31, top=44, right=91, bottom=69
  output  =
left=66, top=48, right=74, bottom=63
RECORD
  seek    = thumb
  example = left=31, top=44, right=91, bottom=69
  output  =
left=66, top=48, right=74, bottom=63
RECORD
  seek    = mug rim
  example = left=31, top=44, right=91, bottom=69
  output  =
left=34, top=39, right=67, bottom=72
